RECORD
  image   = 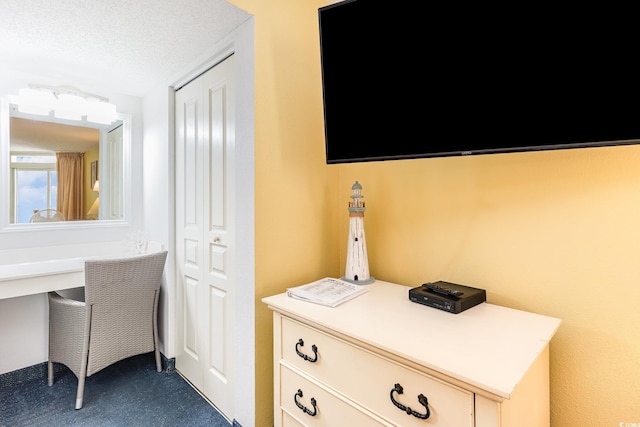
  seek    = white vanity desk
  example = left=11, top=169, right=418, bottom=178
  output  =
left=1, top=257, right=93, bottom=300
left=0, top=242, right=163, bottom=300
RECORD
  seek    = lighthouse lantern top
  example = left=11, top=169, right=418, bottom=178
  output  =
left=348, top=181, right=365, bottom=212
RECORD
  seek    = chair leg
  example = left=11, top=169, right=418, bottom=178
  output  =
left=48, top=361, right=54, bottom=386
left=75, top=305, right=91, bottom=410
left=75, top=376, right=85, bottom=410
left=153, top=290, right=162, bottom=373
left=155, top=346, right=162, bottom=373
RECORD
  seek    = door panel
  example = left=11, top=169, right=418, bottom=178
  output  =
left=175, top=54, right=235, bottom=421
left=176, top=82, right=204, bottom=387
left=202, top=56, right=235, bottom=419
left=183, top=275, right=199, bottom=359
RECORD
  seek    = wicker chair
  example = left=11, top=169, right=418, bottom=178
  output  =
left=47, top=250, right=168, bottom=409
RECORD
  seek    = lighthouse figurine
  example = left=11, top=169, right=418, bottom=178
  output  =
left=342, top=181, right=374, bottom=285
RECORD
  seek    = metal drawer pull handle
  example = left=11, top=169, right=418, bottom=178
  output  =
left=295, top=338, right=318, bottom=362
left=294, top=389, right=317, bottom=416
left=390, top=383, right=430, bottom=420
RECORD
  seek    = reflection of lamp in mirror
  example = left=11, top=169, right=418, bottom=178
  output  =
left=86, top=198, right=99, bottom=220
left=87, top=179, right=99, bottom=220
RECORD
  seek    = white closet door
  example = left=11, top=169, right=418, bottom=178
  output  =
left=175, top=54, right=235, bottom=421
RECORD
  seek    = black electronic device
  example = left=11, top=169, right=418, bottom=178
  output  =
left=408, top=281, right=486, bottom=314
left=318, top=1, right=640, bottom=164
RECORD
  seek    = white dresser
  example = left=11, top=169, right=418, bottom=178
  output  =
left=263, top=280, right=561, bottom=427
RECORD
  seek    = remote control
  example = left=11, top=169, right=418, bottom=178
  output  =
left=423, top=283, right=463, bottom=297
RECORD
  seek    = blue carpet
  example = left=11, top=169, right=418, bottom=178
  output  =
left=0, top=353, right=231, bottom=427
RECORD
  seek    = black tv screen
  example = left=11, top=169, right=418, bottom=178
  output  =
left=319, top=1, right=640, bottom=164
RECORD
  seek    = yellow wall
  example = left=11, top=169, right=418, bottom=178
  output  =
left=338, top=149, right=640, bottom=425
left=228, top=1, right=341, bottom=425
left=232, top=1, right=640, bottom=425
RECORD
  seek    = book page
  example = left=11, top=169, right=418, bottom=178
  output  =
left=286, top=277, right=369, bottom=307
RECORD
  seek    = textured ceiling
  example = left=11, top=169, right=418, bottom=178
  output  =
left=0, top=0, right=250, bottom=98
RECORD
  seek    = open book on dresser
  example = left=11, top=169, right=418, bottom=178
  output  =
left=286, top=277, right=369, bottom=307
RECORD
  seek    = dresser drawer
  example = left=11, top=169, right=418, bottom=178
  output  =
left=282, top=411, right=304, bottom=427
left=280, top=363, right=390, bottom=426
left=281, top=317, right=474, bottom=426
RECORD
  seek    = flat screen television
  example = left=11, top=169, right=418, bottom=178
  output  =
left=318, top=1, right=640, bottom=164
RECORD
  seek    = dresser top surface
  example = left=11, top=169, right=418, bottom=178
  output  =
left=263, top=280, right=561, bottom=399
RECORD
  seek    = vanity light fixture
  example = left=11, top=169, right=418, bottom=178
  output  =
left=14, top=85, right=117, bottom=125
left=85, top=100, right=117, bottom=125
left=54, top=93, right=86, bottom=121
left=16, top=88, right=56, bottom=116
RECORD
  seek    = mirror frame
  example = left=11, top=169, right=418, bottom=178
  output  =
left=0, top=94, right=132, bottom=232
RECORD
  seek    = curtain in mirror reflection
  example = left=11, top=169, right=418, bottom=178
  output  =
left=56, top=153, right=84, bottom=220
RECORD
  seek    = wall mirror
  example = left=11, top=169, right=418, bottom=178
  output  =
left=0, top=95, right=131, bottom=229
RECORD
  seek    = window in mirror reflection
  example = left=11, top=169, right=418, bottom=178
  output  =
left=11, top=154, right=58, bottom=223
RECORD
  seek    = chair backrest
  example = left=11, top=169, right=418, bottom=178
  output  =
left=83, top=250, right=168, bottom=374
left=84, top=251, right=168, bottom=305
left=30, top=209, right=66, bottom=222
